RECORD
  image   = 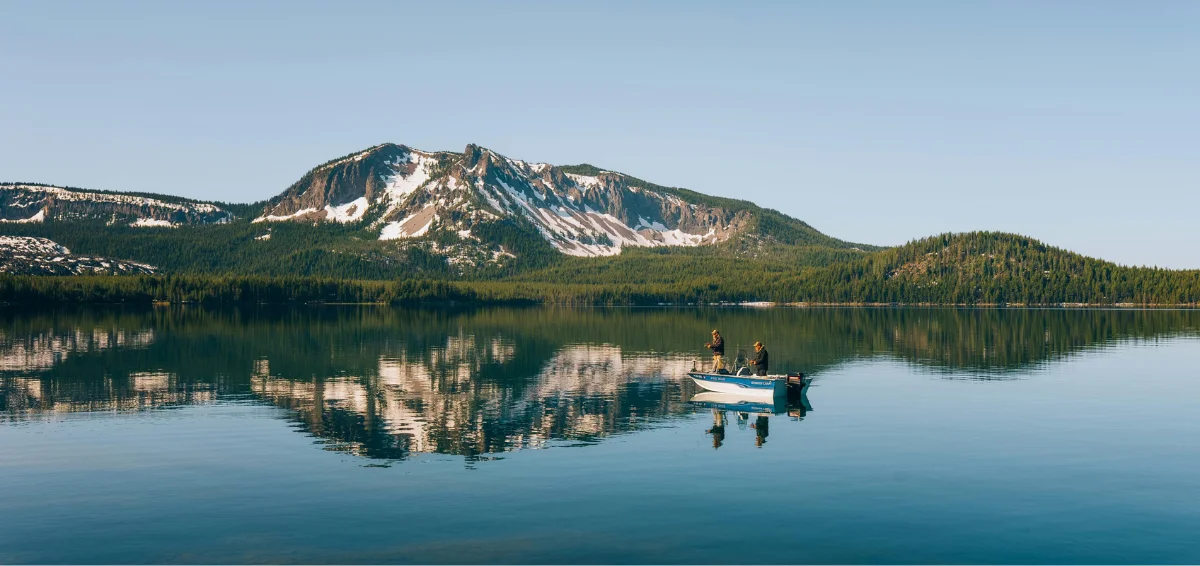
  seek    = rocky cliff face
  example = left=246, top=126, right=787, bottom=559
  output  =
left=0, top=236, right=156, bottom=275
left=0, top=184, right=232, bottom=227
left=256, top=143, right=754, bottom=257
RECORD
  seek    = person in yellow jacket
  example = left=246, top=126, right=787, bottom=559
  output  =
left=705, top=330, right=726, bottom=372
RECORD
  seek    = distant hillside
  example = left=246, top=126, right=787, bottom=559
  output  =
left=0, top=183, right=234, bottom=226
left=781, top=232, right=1200, bottom=305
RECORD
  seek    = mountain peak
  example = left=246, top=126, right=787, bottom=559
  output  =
left=247, top=143, right=859, bottom=258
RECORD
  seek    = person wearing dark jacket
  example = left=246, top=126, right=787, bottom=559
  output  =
left=705, top=330, right=726, bottom=372
left=749, top=341, right=769, bottom=376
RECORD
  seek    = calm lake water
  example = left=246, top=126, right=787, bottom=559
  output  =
left=2, top=306, right=1199, bottom=564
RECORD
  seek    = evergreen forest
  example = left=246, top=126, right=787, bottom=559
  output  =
left=3, top=229, right=1197, bottom=306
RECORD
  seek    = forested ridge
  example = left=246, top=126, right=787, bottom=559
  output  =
left=3, top=232, right=1197, bottom=306
left=775, top=232, right=1200, bottom=306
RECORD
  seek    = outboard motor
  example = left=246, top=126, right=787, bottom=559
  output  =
left=786, top=372, right=807, bottom=399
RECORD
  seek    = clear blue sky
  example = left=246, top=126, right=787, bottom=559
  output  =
left=2, top=1, right=1197, bottom=267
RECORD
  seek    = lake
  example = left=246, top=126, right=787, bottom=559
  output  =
left=2, top=306, right=1199, bottom=564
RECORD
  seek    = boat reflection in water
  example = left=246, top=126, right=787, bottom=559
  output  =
left=692, top=379, right=813, bottom=448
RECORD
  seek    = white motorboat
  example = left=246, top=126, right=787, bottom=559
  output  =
left=688, top=371, right=788, bottom=398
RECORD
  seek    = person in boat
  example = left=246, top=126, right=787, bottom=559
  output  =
left=705, top=330, right=726, bottom=373
left=748, top=341, right=769, bottom=376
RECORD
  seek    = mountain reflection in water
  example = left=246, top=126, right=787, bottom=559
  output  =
left=2, top=306, right=1197, bottom=463
left=249, top=343, right=695, bottom=460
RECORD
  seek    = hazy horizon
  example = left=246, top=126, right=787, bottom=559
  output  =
left=2, top=1, right=1197, bottom=267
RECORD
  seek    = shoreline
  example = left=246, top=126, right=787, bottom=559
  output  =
left=3, top=299, right=1198, bottom=309
left=3, top=274, right=1197, bottom=309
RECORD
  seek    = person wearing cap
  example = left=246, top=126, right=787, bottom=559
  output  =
left=748, top=341, right=769, bottom=376
left=705, top=330, right=726, bottom=372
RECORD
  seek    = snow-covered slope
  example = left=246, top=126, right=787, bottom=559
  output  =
left=256, top=143, right=753, bottom=257
left=0, top=183, right=232, bottom=227
left=0, top=236, right=156, bottom=275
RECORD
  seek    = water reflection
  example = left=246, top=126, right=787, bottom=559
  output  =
left=694, top=387, right=812, bottom=449
left=2, top=306, right=1197, bottom=462
left=247, top=343, right=695, bottom=460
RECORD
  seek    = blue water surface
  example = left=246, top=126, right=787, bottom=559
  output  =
left=1, top=307, right=1198, bottom=564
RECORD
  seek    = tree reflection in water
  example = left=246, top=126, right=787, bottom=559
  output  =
left=2, top=306, right=1197, bottom=461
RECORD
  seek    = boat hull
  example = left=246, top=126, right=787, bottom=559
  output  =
left=688, top=372, right=787, bottom=398
left=690, top=392, right=786, bottom=414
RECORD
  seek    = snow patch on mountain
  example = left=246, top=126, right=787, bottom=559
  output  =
left=327, top=197, right=369, bottom=223
left=130, top=218, right=174, bottom=228
left=0, top=236, right=69, bottom=256
left=0, top=209, right=45, bottom=224
left=254, top=199, right=367, bottom=224
left=382, top=152, right=437, bottom=205
left=380, top=207, right=437, bottom=240
left=254, top=207, right=319, bottom=223
left=0, top=236, right=156, bottom=275
left=564, top=173, right=602, bottom=189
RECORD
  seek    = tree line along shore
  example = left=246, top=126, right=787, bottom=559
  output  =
left=2, top=272, right=1197, bottom=307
